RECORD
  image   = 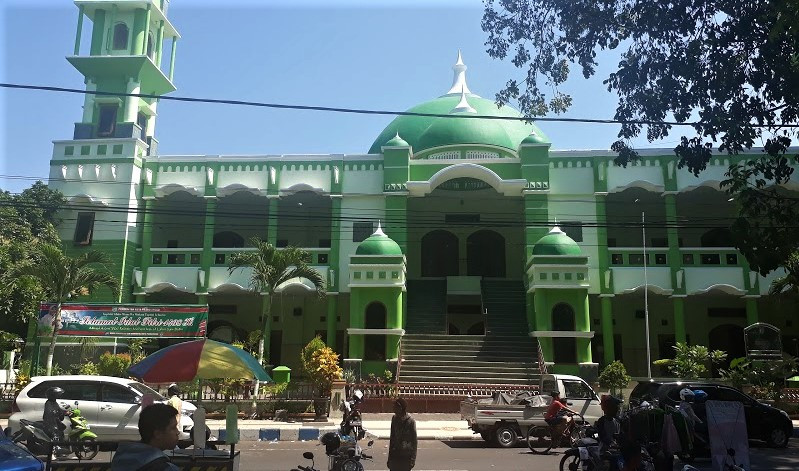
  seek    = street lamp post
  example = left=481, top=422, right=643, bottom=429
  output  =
left=642, top=211, right=652, bottom=379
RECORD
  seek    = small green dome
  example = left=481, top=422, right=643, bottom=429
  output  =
left=520, top=130, right=550, bottom=146
left=532, top=227, right=581, bottom=256
left=356, top=225, right=403, bottom=255
left=369, top=94, right=547, bottom=154
left=383, top=133, right=410, bottom=148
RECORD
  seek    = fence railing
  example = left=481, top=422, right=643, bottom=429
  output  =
left=154, top=381, right=318, bottom=402
left=348, top=382, right=539, bottom=399
left=781, top=388, right=799, bottom=403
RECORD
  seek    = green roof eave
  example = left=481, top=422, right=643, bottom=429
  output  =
left=67, top=55, right=176, bottom=96
left=526, top=255, right=589, bottom=268
left=76, top=0, right=180, bottom=38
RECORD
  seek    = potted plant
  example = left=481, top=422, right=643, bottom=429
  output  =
left=597, top=361, right=631, bottom=399
left=301, top=336, right=343, bottom=420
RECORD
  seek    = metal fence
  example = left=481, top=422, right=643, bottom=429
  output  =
left=161, top=381, right=318, bottom=402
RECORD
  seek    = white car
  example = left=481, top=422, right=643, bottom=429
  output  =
left=7, top=375, right=195, bottom=442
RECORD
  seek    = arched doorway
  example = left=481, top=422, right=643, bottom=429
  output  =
left=552, top=303, right=577, bottom=364
left=421, top=230, right=459, bottom=277
left=364, top=302, right=387, bottom=361
left=213, top=231, right=245, bottom=248
left=709, top=324, right=745, bottom=372
left=467, top=230, right=505, bottom=277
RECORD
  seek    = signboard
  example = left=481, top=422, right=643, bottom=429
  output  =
left=706, top=400, right=750, bottom=471
left=39, top=303, right=208, bottom=338
left=744, top=322, right=782, bottom=360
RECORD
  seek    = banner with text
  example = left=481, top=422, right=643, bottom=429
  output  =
left=39, top=303, right=208, bottom=338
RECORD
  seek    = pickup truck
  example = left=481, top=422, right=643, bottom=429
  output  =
left=460, top=374, right=603, bottom=447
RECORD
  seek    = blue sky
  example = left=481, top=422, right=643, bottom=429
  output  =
left=1, top=0, right=679, bottom=194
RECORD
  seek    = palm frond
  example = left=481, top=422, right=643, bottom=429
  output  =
left=227, top=239, right=325, bottom=295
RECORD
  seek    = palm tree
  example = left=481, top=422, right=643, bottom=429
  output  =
left=228, top=238, right=325, bottom=366
left=769, top=251, right=799, bottom=296
left=17, top=244, right=120, bottom=375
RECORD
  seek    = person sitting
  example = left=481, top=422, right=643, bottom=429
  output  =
left=111, top=404, right=180, bottom=471
left=544, top=391, right=579, bottom=439
left=43, top=387, right=71, bottom=457
left=595, top=395, right=622, bottom=453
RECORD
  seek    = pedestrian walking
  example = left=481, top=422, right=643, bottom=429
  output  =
left=388, top=397, right=417, bottom=471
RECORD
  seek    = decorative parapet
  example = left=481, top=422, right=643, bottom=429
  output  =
left=526, top=254, right=590, bottom=293
left=348, top=254, right=407, bottom=289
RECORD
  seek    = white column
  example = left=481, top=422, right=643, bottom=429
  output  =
left=82, top=80, right=96, bottom=122
left=125, top=77, right=141, bottom=123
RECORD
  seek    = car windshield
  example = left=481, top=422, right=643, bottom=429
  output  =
left=127, top=382, right=165, bottom=400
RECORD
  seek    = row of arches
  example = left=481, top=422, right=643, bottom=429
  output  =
left=421, top=229, right=506, bottom=278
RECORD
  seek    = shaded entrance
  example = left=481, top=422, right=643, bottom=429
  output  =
left=552, top=303, right=577, bottom=363
left=467, top=230, right=505, bottom=277
left=709, top=324, right=745, bottom=371
left=364, top=302, right=387, bottom=361
left=421, top=230, right=459, bottom=277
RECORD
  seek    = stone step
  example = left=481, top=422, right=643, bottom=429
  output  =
left=401, top=363, right=539, bottom=373
left=399, top=374, right=540, bottom=385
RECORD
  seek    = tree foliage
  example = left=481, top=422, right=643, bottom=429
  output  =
left=653, top=342, right=727, bottom=379
left=300, top=336, right=342, bottom=397
left=598, top=360, right=631, bottom=395
left=483, top=0, right=799, bottom=274
left=0, top=182, right=65, bottom=325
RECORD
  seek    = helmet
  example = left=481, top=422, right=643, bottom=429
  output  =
left=46, top=387, right=64, bottom=400
left=679, top=388, right=695, bottom=401
left=320, top=431, right=341, bottom=454
left=692, top=389, right=708, bottom=402
left=550, top=390, right=561, bottom=398
left=352, top=390, right=364, bottom=403
left=168, top=383, right=181, bottom=396
left=600, top=394, right=622, bottom=413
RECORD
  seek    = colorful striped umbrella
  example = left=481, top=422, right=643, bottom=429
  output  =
left=128, top=339, right=272, bottom=383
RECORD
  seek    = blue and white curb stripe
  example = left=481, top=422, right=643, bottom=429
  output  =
left=216, top=427, right=337, bottom=441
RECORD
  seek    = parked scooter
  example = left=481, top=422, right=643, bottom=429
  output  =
left=10, top=419, right=52, bottom=456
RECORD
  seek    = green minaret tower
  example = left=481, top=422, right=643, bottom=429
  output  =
left=68, top=0, right=179, bottom=145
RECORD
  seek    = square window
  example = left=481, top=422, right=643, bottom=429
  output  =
left=215, top=254, right=226, bottom=265
left=701, top=253, right=721, bottom=265
left=64, top=146, right=74, bottom=156
left=611, top=253, right=624, bottom=265
left=152, top=254, right=163, bottom=265
left=564, top=273, right=572, bottom=280
left=167, top=253, right=185, bottom=265
left=540, top=273, right=547, bottom=280
left=378, top=272, right=386, bottom=279
left=682, top=253, right=694, bottom=265
left=73, top=212, right=95, bottom=246
left=655, top=253, right=667, bottom=265
left=112, top=144, right=123, bottom=155
left=552, top=273, right=560, bottom=281
left=726, top=254, right=738, bottom=265
left=318, top=253, right=328, bottom=264
left=80, top=145, right=90, bottom=156
left=366, top=272, right=374, bottom=279
left=576, top=273, right=585, bottom=280
left=97, top=144, right=107, bottom=155
left=97, top=105, right=118, bottom=137
left=392, top=271, right=399, bottom=279
left=353, top=221, right=374, bottom=242
left=353, top=272, right=361, bottom=279
left=628, top=253, right=645, bottom=265
left=190, top=253, right=201, bottom=265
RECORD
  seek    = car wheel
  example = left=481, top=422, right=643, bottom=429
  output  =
left=767, top=427, right=790, bottom=448
left=494, top=424, right=518, bottom=448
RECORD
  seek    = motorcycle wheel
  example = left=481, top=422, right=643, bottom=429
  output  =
left=527, top=425, right=554, bottom=454
left=560, top=449, right=591, bottom=471
left=340, top=458, right=364, bottom=471
left=74, top=437, right=99, bottom=460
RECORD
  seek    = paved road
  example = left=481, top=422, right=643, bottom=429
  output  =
left=233, top=439, right=798, bottom=471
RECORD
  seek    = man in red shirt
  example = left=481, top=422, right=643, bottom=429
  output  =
left=544, top=391, right=579, bottom=438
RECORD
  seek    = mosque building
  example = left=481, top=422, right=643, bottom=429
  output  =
left=47, top=0, right=799, bottom=380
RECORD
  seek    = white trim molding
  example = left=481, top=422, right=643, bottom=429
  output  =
left=406, top=163, right=527, bottom=197
left=530, top=330, right=595, bottom=339
left=346, top=328, right=405, bottom=336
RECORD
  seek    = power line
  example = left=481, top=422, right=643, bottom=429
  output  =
left=3, top=82, right=798, bottom=128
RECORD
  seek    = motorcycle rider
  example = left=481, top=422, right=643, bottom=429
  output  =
left=43, top=386, right=71, bottom=455
left=595, top=395, right=623, bottom=453
left=544, top=391, right=580, bottom=439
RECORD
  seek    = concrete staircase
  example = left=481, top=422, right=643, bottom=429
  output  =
left=399, top=279, right=539, bottom=385
left=405, top=279, right=447, bottom=334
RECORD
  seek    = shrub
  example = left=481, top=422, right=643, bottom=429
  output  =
left=653, top=342, right=726, bottom=379
left=301, top=336, right=342, bottom=397
left=97, top=352, right=132, bottom=377
left=76, top=361, right=99, bottom=376
left=598, top=361, right=631, bottom=396
left=721, top=355, right=798, bottom=401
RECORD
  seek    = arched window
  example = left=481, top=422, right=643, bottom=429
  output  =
left=364, top=302, right=387, bottom=361
left=421, top=230, right=459, bottom=277
left=112, top=23, right=128, bottom=50
left=466, top=230, right=506, bottom=277
left=213, top=231, right=245, bottom=248
left=552, top=303, right=577, bottom=364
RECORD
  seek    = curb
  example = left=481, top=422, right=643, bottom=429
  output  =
left=214, top=428, right=484, bottom=442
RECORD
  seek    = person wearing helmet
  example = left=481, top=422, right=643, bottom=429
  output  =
left=43, top=386, right=71, bottom=454
left=678, top=388, right=702, bottom=427
left=596, top=395, right=623, bottom=453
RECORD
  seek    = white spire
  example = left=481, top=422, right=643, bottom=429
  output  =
left=446, top=50, right=477, bottom=96
left=549, top=225, right=563, bottom=235
left=452, top=86, right=476, bottom=113
left=373, top=220, right=386, bottom=237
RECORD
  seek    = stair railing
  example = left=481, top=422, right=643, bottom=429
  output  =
left=395, top=336, right=404, bottom=382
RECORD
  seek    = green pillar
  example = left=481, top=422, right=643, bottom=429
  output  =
left=329, top=197, right=342, bottom=292
left=89, top=9, right=106, bottom=55
left=74, top=5, right=84, bottom=55
left=267, top=198, right=278, bottom=246
left=139, top=199, right=154, bottom=289
left=348, top=289, right=364, bottom=359
left=673, top=296, right=686, bottom=344
left=168, top=37, right=178, bottom=81
left=155, top=21, right=165, bottom=66
left=200, top=198, right=216, bottom=291
left=576, top=292, right=592, bottom=364
left=132, top=8, right=147, bottom=55
left=533, top=291, right=553, bottom=362
left=326, top=295, right=337, bottom=350
left=386, top=289, right=403, bottom=359
left=746, top=297, right=759, bottom=325
left=261, top=294, right=272, bottom=361
left=601, top=296, right=615, bottom=365
left=385, top=196, right=407, bottom=253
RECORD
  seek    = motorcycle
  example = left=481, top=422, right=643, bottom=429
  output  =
left=560, top=441, right=655, bottom=471
left=300, top=438, right=375, bottom=471
left=63, top=404, right=99, bottom=460
left=10, top=419, right=52, bottom=456
left=339, top=390, right=365, bottom=440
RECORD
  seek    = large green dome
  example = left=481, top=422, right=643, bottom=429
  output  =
left=369, top=94, right=548, bottom=154
left=356, top=225, right=403, bottom=256
left=532, top=227, right=582, bottom=256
